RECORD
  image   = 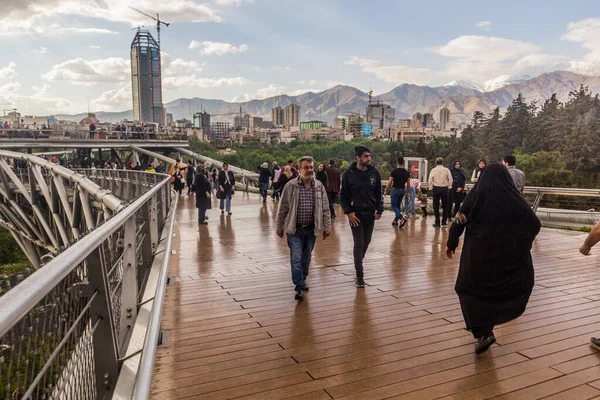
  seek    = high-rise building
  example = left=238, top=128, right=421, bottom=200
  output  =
left=249, top=116, right=263, bottom=133
left=131, top=30, right=163, bottom=124
left=334, top=116, right=348, bottom=130
left=366, top=102, right=396, bottom=129
left=439, top=108, right=451, bottom=131
left=284, top=104, right=300, bottom=127
left=193, top=111, right=210, bottom=134
left=272, top=106, right=284, bottom=127
left=210, top=122, right=230, bottom=141
left=422, top=113, right=434, bottom=128
left=398, top=119, right=411, bottom=129
left=234, top=114, right=250, bottom=130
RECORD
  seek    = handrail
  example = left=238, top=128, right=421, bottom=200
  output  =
left=132, top=188, right=179, bottom=400
left=0, top=174, right=171, bottom=338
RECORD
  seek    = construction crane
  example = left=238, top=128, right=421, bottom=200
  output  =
left=128, top=6, right=170, bottom=51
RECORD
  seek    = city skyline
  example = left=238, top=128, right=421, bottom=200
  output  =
left=1, top=0, right=600, bottom=115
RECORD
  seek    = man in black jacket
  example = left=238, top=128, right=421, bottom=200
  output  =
left=340, top=146, right=384, bottom=288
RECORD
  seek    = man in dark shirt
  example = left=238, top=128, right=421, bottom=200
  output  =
left=385, top=157, right=411, bottom=228
left=340, top=146, right=384, bottom=288
left=186, top=161, right=195, bottom=195
left=325, top=159, right=341, bottom=218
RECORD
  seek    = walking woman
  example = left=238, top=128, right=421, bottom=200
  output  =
left=316, top=162, right=328, bottom=188
left=445, top=163, right=541, bottom=354
left=471, top=159, right=486, bottom=183
left=449, top=159, right=466, bottom=217
left=194, top=165, right=211, bottom=224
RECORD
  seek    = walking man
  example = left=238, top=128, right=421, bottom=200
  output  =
left=429, top=157, right=453, bottom=227
left=503, top=155, right=525, bottom=194
left=579, top=218, right=600, bottom=350
left=385, top=156, right=410, bottom=228
left=186, top=161, right=195, bottom=195
left=277, top=156, right=331, bottom=301
left=340, top=146, right=384, bottom=288
left=325, top=159, right=341, bottom=218
left=218, top=162, right=235, bottom=215
left=258, top=162, right=271, bottom=203
left=271, top=161, right=281, bottom=200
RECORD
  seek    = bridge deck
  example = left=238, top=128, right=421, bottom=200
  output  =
left=153, top=192, right=600, bottom=400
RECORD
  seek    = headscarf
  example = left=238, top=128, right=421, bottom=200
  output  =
left=476, top=159, right=487, bottom=173
left=450, top=159, right=466, bottom=189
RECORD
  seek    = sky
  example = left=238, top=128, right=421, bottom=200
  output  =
left=1, top=0, right=600, bottom=115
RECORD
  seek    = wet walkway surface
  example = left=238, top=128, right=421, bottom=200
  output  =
left=152, top=192, right=600, bottom=399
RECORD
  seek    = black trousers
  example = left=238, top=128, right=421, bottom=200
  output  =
left=432, top=187, right=450, bottom=225
left=471, top=326, right=494, bottom=339
left=327, top=192, right=338, bottom=217
left=350, top=213, right=375, bottom=280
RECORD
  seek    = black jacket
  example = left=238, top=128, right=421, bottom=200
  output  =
left=186, top=165, right=195, bottom=182
left=194, top=174, right=212, bottom=209
left=258, top=167, right=271, bottom=183
left=218, top=170, right=235, bottom=195
left=340, top=162, right=384, bottom=215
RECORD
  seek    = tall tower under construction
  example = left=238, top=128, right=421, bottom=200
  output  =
left=131, top=30, right=163, bottom=124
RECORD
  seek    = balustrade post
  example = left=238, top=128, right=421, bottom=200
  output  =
left=150, top=193, right=159, bottom=253
left=532, top=193, right=544, bottom=212
left=87, top=247, right=119, bottom=398
left=120, top=216, right=138, bottom=352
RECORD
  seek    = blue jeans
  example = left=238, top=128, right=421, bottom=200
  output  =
left=287, top=227, right=317, bottom=292
left=219, top=193, right=232, bottom=212
left=391, top=188, right=406, bottom=221
left=403, top=187, right=416, bottom=216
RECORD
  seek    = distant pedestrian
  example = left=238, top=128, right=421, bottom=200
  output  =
left=403, top=177, right=421, bottom=218
left=325, top=159, right=341, bottom=218
left=155, top=161, right=166, bottom=174
left=449, top=159, right=466, bottom=217
left=276, top=156, right=331, bottom=301
left=89, top=122, right=96, bottom=140
left=169, top=159, right=185, bottom=196
left=194, top=165, right=211, bottom=225
left=503, top=155, right=525, bottom=194
left=186, top=161, right=195, bottom=195
left=258, top=162, right=271, bottom=203
left=471, top=159, right=486, bottom=183
left=211, top=168, right=218, bottom=190
left=446, top=163, right=540, bottom=354
left=385, top=157, right=410, bottom=228
left=287, top=160, right=299, bottom=178
left=316, top=162, right=328, bottom=188
left=271, top=161, right=281, bottom=200
left=579, top=218, right=600, bottom=350
left=428, top=157, right=453, bottom=227
left=218, top=162, right=235, bottom=215
left=340, top=146, right=384, bottom=288
left=419, top=187, right=429, bottom=216
left=276, top=166, right=294, bottom=192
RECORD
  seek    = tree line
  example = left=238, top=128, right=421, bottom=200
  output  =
left=191, top=85, right=600, bottom=188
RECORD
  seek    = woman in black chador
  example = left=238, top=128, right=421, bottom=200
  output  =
left=446, top=162, right=541, bottom=354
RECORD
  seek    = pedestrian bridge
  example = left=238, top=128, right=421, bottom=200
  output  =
left=1, top=141, right=600, bottom=399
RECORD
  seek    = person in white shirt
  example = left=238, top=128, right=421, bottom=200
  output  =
left=428, top=157, right=453, bottom=227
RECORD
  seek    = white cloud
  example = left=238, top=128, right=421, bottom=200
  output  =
left=161, top=53, right=203, bottom=76
left=293, top=80, right=319, bottom=85
left=163, top=74, right=251, bottom=90
left=475, top=21, right=492, bottom=31
left=215, top=0, right=254, bottom=4
left=189, top=40, right=249, bottom=56
left=88, top=45, right=101, bottom=49
left=512, top=54, right=570, bottom=75
left=0, top=62, right=17, bottom=79
left=238, top=64, right=294, bottom=73
left=433, top=35, right=539, bottom=61
left=93, top=84, right=132, bottom=111
left=42, top=57, right=130, bottom=85
left=0, top=0, right=222, bottom=35
left=0, top=82, right=75, bottom=114
left=345, top=56, right=432, bottom=85
left=232, top=85, right=287, bottom=102
left=34, top=46, right=49, bottom=53
left=561, top=18, right=600, bottom=75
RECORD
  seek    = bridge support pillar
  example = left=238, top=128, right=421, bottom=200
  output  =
left=87, top=247, right=119, bottom=398
left=120, top=216, right=138, bottom=352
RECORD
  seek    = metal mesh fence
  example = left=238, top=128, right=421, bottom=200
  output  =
left=0, top=263, right=96, bottom=400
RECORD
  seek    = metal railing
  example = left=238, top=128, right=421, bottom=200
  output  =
left=0, top=170, right=176, bottom=399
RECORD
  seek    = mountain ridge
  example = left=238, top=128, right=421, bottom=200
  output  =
left=56, top=71, right=600, bottom=126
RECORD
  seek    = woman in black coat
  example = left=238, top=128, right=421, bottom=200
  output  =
left=195, top=165, right=212, bottom=224
left=316, top=162, right=328, bottom=188
left=446, top=163, right=541, bottom=354
left=449, top=159, right=466, bottom=217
